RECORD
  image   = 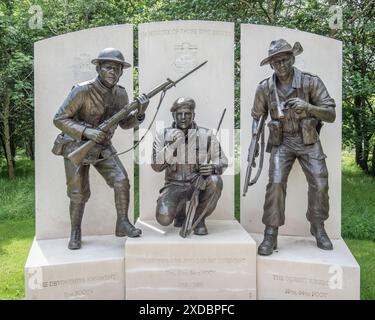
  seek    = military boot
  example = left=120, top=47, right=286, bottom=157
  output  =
left=194, top=218, right=208, bottom=235
left=174, top=208, right=186, bottom=228
left=114, top=185, right=142, bottom=237
left=68, top=202, right=85, bottom=250
left=258, top=226, right=278, bottom=256
left=310, top=222, right=333, bottom=250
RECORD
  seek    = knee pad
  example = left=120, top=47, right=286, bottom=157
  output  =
left=156, top=212, right=174, bottom=226
left=155, top=200, right=174, bottom=226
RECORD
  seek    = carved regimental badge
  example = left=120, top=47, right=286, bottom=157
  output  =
left=174, top=42, right=198, bottom=72
left=71, top=53, right=96, bottom=82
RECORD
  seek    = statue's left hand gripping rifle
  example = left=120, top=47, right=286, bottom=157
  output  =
left=67, top=61, right=208, bottom=167
left=179, top=108, right=226, bottom=238
left=242, top=114, right=266, bottom=197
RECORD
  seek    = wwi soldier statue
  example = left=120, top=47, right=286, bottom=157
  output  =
left=52, top=48, right=149, bottom=250
left=151, top=97, right=228, bottom=236
left=250, top=39, right=336, bottom=255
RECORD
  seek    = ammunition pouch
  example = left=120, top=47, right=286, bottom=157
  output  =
left=300, top=117, right=319, bottom=145
left=267, top=120, right=283, bottom=148
left=52, top=133, right=71, bottom=156
left=52, top=133, right=102, bottom=162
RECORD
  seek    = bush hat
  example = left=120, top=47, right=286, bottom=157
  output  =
left=260, top=39, right=303, bottom=66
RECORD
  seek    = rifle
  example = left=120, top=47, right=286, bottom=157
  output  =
left=67, top=60, right=208, bottom=166
left=179, top=108, right=226, bottom=238
left=242, top=114, right=266, bottom=197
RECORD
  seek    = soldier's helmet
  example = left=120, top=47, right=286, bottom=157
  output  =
left=91, top=48, right=131, bottom=69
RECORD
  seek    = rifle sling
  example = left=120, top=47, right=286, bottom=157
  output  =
left=83, top=89, right=167, bottom=166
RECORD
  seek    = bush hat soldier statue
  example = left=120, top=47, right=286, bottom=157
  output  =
left=53, top=48, right=149, bottom=250
left=151, top=97, right=228, bottom=235
left=251, top=39, right=336, bottom=255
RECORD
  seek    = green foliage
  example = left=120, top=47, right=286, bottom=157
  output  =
left=0, top=219, right=34, bottom=299
left=0, top=154, right=34, bottom=220
left=346, top=239, right=375, bottom=300
left=0, top=0, right=374, bottom=176
left=342, top=150, right=375, bottom=241
left=235, top=171, right=240, bottom=221
left=340, top=1, right=375, bottom=173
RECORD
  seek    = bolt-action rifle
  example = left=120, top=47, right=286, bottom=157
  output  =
left=242, top=114, right=266, bottom=197
left=67, top=61, right=208, bottom=166
left=179, top=108, right=226, bottom=238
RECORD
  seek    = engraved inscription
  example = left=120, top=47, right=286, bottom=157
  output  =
left=64, top=289, right=94, bottom=298
left=272, top=273, right=331, bottom=299
left=272, top=274, right=329, bottom=287
left=134, top=256, right=250, bottom=292
left=41, top=273, right=117, bottom=289
left=284, top=288, right=329, bottom=299
left=140, top=28, right=232, bottom=38
left=137, top=257, right=247, bottom=265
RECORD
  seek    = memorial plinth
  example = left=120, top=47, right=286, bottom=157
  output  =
left=25, top=25, right=134, bottom=300
left=240, top=24, right=360, bottom=300
left=34, top=25, right=134, bottom=240
left=25, top=235, right=125, bottom=300
left=252, top=233, right=360, bottom=300
left=125, top=220, right=257, bottom=300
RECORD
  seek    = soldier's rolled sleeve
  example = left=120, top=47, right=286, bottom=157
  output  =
left=53, top=86, right=86, bottom=140
left=310, top=76, right=336, bottom=109
left=251, top=84, right=268, bottom=120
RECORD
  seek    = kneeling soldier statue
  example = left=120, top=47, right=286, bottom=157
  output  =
left=151, top=97, right=228, bottom=236
left=250, top=39, right=336, bottom=255
left=53, top=48, right=149, bottom=249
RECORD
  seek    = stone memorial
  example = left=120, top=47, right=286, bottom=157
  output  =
left=125, top=21, right=257, bottom=300
left=24, top=21, right=361, bottom=301
left=126, top=220, right=256, bottom=299
left=240, top=24, right=360, bottom=299
left=25, top=25, right=135, bottom=299
left=138, top=21, right=236, bottom=220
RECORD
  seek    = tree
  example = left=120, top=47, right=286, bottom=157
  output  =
left=340, top=0, right=375, bottom=174
left=0, top=0, right=373, bottom=177
left=0, top=1, right=36, bottom=178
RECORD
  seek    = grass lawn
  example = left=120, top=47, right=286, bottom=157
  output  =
left=0, top=156, right=35, bottom=300
left=0, top=152, right=374, bottom=299
left=0, top=220, right=34, bottom=299
left=342, top=150, right=375, bottom=241
left=346, top=239, right=375, bottom=300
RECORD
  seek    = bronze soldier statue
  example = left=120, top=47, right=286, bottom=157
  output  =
left=250, top=39, right=336, bottom=255
left=151, top=97, right=228, bottom=236
left=52, top=48, right=149, bottom=249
